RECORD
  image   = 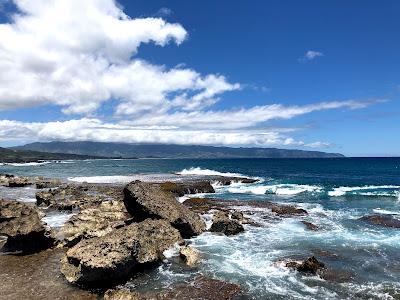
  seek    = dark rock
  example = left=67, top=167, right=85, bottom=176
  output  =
left=211, top=176, right=258, bottom=186
left=266, top=202, right=308, bottom=216
left=286, top=256, right=326, bottom=275
left=61, top=219, right=182, bottom=287
left=359, top=214, right=400, bottom=229
left=59, top=200, right=131, bottom=247
left=0, top=199, right=55, bottom=253
left=160, top=181, right=215, bottom=197
left=301, top=221, right=319, bottom=231
left=7, top=176, right=33, bottom=187
left=123, top=181, right=206, bottom=238
left=36, top=179, right=62, bottom=189
left=231, top=211, right=244, bottom=221
left=210, top=210, right=244, bottom=236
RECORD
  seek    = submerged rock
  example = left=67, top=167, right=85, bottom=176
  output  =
left=59, top=200, right=131, bottom=247
left=124, top=181, right=206, bottom=238
left=160, top=181, right=215, bottom=197
left=359, top=214, right=400, bottom=228
left=210, top=210, right=244, bottom=236
left=61, top=219, right=182, bottom=287
left=179, top=246, right=200, bottom=267
left=0, top=199, right=55, bottom=253
left=266, top=202, right=308, bottom=216
left=301, top=221, right=319, bottom=231
left=286, top=256, right=326, bottom=275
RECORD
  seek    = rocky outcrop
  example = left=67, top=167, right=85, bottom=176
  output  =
left=61, top=219, right=182, bottom=287
left=160, top=181, right=215, bottom=197
left=266, top=202, right=308, bottom=216
left=210, top=176, right=258, bottom=186
left=36, top=179, right=62, bottom=189
left=104, top=289, right=143, bottom=300
left=59, top=200, right=131, bottom=247
left=0, top=199, right=54, bottom=253
left=36, top=184, right=124, bottom=210
left=123, top=181, right=206, bottom=238
left=210, top=210, right=244, bottom=236
left=179, top=246, right=200, bottom=267
left=359, top=214, right=400, bottom=228
left=7, top=176, right=33, bottom=187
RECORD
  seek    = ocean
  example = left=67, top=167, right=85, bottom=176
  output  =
left=1, top=157, right=399, bottom=299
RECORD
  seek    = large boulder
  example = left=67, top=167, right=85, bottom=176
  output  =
left=59, top=200, right=131, bottom=247
left=359, top=214, right=400, bottom=228
left=123, top=181, right=206, bottom=238
left=179, top=246, right=200, bottom=267
left=286, top=256, right=326, bottom=275
left=61, top=219, right=182, bottom=287
left=0, top=199, right=55, bottom=253
left=210, top=210, right=244, bottom=236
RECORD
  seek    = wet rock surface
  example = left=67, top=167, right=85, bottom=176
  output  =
left=286, top=256, right=326, bottom=275
left=0, top=199, right=55, bottom=253
left=301, top=220, right=319, bottom=231
left=59, top=200, right=131, bottom=247
left=359, top=214, right=400, bottom=228
left=124, top=181, right=206, bottom=238
left=210, top=210, right=244, bottom=236
left=160, top=181, right=215, bottom=196
left=61, top=219, right=182, bottom=287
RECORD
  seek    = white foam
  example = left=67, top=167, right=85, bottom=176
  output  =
left=225, top=183, right=322, bottom=196
left=177, top=167, right=247, bottom=178
left=6, top=161, right=52, bottom=167
left=68, top=175, right=139, bottom=183
left=372, top=208, right=400, bottom=215
left=328, top=185, right=400, bottom=197
left=42, top=213, right=75, bottom=228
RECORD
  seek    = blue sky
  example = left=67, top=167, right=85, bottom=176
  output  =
left=0, top=0, right=399, bottom=156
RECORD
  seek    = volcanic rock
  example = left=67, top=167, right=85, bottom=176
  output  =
left=61, top=219, right=182, bottom=287
left=179, top=246, right=200, bottom=267
left=359, top=214, right=400, bottom=228
left=123, top=181, right=206, bottom=238
left=210, top=210, right=244, bottom=236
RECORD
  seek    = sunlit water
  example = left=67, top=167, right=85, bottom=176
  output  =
left=1, top=158, right=399, bottom=299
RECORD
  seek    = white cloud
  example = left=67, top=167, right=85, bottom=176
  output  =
left=0, top=0, right=238, bottom=114
left=302, top=50, right=324, bottom=62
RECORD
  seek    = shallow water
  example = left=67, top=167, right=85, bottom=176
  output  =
left=1, top=158, right=399, bottom=299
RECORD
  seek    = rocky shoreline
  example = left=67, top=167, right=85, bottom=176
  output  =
left=0, top=173, right=397, bottom=299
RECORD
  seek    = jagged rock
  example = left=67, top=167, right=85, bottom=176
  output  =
left=36, top=179, right=62, bottom=189
left=36, top=184, right=124, bottom=210
left=123, top=181, right=206, bottom=238
left=59, top=200, right=131, bottom=247
left=7, top=176, right=33, bottom=187
left=0, top=199, right=55, bottom=253
left=210, top=210, right=244, bottom=236
left=286, top=256, right=326, bottom=275
left=104, top=289, right=143, bottom=300
left=0, top=174, right=14, bottom=186
left=61, top=219, right=182, bottom=287
left=266, top=202, right=308, bottom=216
left=359, top=214, right=400, bottom=228
left=211, top=176, right=258, bottom=186
left=160, top=181, right=215, bottom=197
left=301, top=221, right=319, bottom=231
left=231, top=211, right=244, bottom=221
left=179, top=246, right=200, bottom=267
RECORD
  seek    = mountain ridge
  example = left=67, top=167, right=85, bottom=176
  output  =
left=13, top=141, right=345, bottom=159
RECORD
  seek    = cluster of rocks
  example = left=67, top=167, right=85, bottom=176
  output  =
left=0, top=173, right=62, bottom=189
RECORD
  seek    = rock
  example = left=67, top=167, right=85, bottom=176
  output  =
left=0, top=199, right=55, bottom=253
left=59, top=200, right=131, bottom=247
left=211, top=176, right=258, bottom=186
left=123, top=181, right=206, bottom=238
left=182, top=197, right=223, bottom=214
left=179, top=246, right=200, bottom=267
left=7, top=176, right=33, bottom=187
left=157, top=275, right=243, bottom=300
left=61, top=219, right=182, bottom=287
left=160, top=181, right=215, bottom=197
left=210, top=210, right=244, bottom=236
left=231, top=211, right=244, bottom=221
left=266, top=202, right=308, bottom=216
left=301, top=221, right=319, bottom=231
left=359, top=214, right=400, bottom=228
left=104, top=289, right=144, bottom=300
left=0, top=174, right=15, bottom=186
left=36, top=179, right=62, bottom=189
left=286, top=256, right=326, bottom=275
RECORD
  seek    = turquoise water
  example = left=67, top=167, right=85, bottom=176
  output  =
left=1, top=158, right=400, bottom=299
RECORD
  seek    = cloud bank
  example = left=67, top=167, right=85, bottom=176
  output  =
left=0, top=1, right=381, bottom=148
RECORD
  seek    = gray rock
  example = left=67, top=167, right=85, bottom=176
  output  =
left=123, top=181, right=206, bottom=238
left=359, top=214, right=400, bottom=228
left=0, top=199, right=55, bottom=253
left=61, top=219, right=182, bottom=287
left=210, top=210, right=244, bottom=236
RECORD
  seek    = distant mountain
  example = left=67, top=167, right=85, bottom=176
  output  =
left=13, top=141, right=345, bottom=159
left=0, top=147, right=103, bottom=163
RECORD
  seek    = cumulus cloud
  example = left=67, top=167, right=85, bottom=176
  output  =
left=0, top=0, right=238, bottom=114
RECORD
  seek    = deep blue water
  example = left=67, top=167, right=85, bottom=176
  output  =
left=1, top=158, right=399, bottom=299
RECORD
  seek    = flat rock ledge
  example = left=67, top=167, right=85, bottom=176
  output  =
left=0, top=199, right=55, bottom=254
left=123, top=181, right=206, bottom=238
left=61, top=219, right=182, bottom=287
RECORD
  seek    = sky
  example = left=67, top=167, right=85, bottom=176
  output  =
left=0, top=0, right=399, bottom=156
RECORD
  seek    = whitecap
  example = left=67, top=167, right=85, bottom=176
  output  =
left=224, top=183, right=322, bottom=196
left=6, top=161, right=52, bottom=167
left=328, top=185, right=400, bottom=197
left=177, top=167, right=247, bottom=178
